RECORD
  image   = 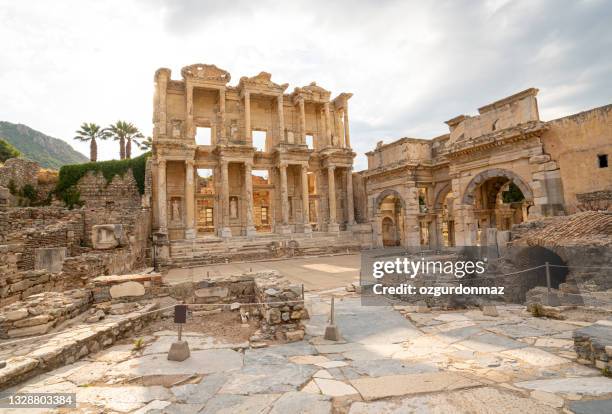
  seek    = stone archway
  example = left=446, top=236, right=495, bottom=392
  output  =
left=462, top=168, right=533, bottom=206
left=374, top=188, right=407, bottom=211
left=382, top=217, right=399, bottom=246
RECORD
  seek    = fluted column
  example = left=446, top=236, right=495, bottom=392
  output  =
left=157, top=159, right=167, bottom=234
left=244, top=91, right=251, bottom=142
left=343, top=105, right=351, bottom=148
left=301, top=164, right=311, bottom=233
left=298, top=98, right=306, bottom=145
left=324, top=102, right=332, bottom=147
left=327, top=165, right=338, bottom=231
left=186, top=81, right=194, bottom=141
left=278, top=164, right=291, bottom=234
left=244, top=162, right=256, bottom=236
left=218, top=88, right=226, bottom=143
left=220, top=160, right=231, bottom=237
left=277, top=95, right=285, bottom=144
left=346, top=166, right=355, bottom=225
left=185, top=160, right=195, bottom=239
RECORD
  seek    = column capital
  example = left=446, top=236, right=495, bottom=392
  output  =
left=327, top=165, right=336, bottom=172
left=185, top=159, right=194, bottom=167
left=279, top=162, right=288, bottom=170
left=301, top=164, right=309, bottom=172
left=158, top=158, right=167, bottom=167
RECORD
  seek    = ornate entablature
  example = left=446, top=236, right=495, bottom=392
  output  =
left=238, top=72, right=288, bottom=96
left=445, top=120, right=548, bottom=159
left=292, top=82, right=331, bottom=103
left=333, top=92, right=353, bottom=109
left=181, top=63, right=231, bottom=85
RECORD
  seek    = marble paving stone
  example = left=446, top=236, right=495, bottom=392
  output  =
left=91, top=344, right=134, bottom=363
left=313, top=369, right=333, bottom=379
left=154, top=403, right=205, bottom=414
left=268, top=391, right=331, bottom=414
left=76, top=385, right=172, bottom=413
left=350, top=372, right=481, bottom=401
left=500, top=347, right=568, bottom=367
left=515, top=377, right=612, bottom=396
left=171, top=372, right=228, bottom=404
left=107, top=349, right=243, bottom=377
left=219, top=363, right=318, bottom=394
left=437, top=326, right=483, bottom=344
left=569, top=399, right=612, bottom=414
left=348, top=386, right=557, bottom=414
left=245, top=342, right=317, bottom=365
left=200, top=394, right=280, bottom=414
left=314, top=378, right=359, bottom=397
left=458, top=333, right=527, bottom=353
left=316, top=360, right=349, bottom=368
left=52, top=361, right=110, bottom=386
left=302, top=379, right=322, bottom=394
left=350, top=359, right=438, bottom=377
left=290, top=355, right=330, bottom=365
left=132, top=399, right=171, bottom=414
left=434, top=313, right=471, bottom=323
left=533, top=338, right=574, bottom=348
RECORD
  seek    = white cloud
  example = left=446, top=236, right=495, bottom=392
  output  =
left=0, top=0, right=610, bottom=170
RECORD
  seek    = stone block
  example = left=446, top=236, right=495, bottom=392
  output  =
left=285, top=329, right=305, bottom=342
left=167, top=340, right=191, bottom=362
left=4, top=308, right=28, bottom=321
left=34, top=247, right=66, bottom=273
left=91, top=224, right=124, bottom=250
left=8, top=321, right=53, bottom=338
left=194, top=286, right=229, bottom=299
left=13, top=314, right=51, bottom=328
left=109, top=281, right=146, bottom=299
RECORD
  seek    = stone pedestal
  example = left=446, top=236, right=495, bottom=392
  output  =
left=324, top=325, right=341, bottom=341
left=327, top=223, right=340, bottom=233
left=184, top=228, right=196, bottom=240
left=220, top=227, right=232, bottom=238
left=167, top=340, right=190, bottom=362
left=245, top=226, right=257, bottom=237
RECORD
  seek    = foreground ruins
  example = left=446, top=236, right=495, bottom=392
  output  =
left=0, top=64, right=611, bottom=412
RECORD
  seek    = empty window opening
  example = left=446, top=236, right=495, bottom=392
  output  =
left=195, top=127, right=211, bottom=145
left=197, top=169, right=214, bottom=194
left=306, top=134, right=314, bottom=149
left=252, top=169, right=269, bottom=184
left=261, top=206, right=269, bottom=224
left=253, top=130, right=267, bottom=152
left=598, top=154, right=608, bottom=168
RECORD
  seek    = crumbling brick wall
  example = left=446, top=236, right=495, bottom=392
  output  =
left=0, top=158, right=39, bottom=189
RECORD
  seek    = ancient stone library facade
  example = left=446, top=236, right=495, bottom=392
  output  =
left=151, top=64, right=355, bottom=242
left=150, top=63, right=611, bottom=254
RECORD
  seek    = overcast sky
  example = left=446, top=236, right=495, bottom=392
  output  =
left=1, top=0, right=611, bottom=169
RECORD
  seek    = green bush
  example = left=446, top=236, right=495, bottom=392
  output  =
left=61, top=187, right=84, bottom=209
left=7, top=179, right=17, bottom=195
left=20, top=184, right=37, bottom=202
left=0, top=138, right=20, bottom=162
left=55, top=152, right=150, bottom=205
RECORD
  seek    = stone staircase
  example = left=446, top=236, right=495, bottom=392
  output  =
left=166, top=231, right=361, bottom=268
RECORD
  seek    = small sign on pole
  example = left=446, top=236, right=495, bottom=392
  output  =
left=168, top=304, right=190, bottom=361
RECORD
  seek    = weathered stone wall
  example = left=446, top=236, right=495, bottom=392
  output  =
left=77, top=170, right=142, bottom=209
left=0, top=158, right=39, bottom=189
left=542, top=105, right=612, bottom=214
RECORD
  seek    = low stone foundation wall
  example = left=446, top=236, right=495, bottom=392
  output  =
left=0, top=303, right=162, bottom=390
left=573, top=321, right=612, bottom=372
left=0, top=290, right=92, bottom=339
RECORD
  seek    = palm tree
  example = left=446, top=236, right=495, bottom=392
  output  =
left=106, top=121, right=143, bottom=159
left=137, top=136, right=153, bottom=152
left=73, top=123, right=108, bottom=162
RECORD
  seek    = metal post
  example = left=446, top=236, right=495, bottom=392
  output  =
left=302, top=284, right=304, bottom=300
left=178, top=323, right=183, bottom=342
left=545, top=261, right=551, bottom=295
left=330, top=296, right=335, bottom=324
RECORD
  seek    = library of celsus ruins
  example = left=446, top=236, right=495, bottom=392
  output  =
left=151, top=64, right=611, bottom=263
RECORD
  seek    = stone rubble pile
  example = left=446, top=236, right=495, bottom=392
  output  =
left=0, top=290, right=92, bottom=339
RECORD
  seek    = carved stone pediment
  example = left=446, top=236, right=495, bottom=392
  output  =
left=239, top=72, right=288, bottom=93
left=294, top=82, right=331, bottom=101
left=181, top=64, right=231, bottom=83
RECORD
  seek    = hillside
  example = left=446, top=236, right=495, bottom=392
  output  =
left=0, top=121, right=88, bottom=169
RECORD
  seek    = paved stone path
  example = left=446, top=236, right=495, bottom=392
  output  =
left=2, top=294, right=612, bottom=413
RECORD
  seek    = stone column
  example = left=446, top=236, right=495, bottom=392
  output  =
left=184, top=160, right=195, bottom=239
left=279, top=164, right=291, bottom=234
left=327, top=165, right=339, bottom=232
left=220, top=160, right=231, bottom=237
left=186, top=81, right=194, bottom=141
left=298, top=98, right=306, bottom=145
left=218, top=88, right=226, bottom=144
left=244, top=162, right=256, bottom=236
left=244, top=91, right=251, bottom=142
left=301, top=164, right=311, bottom=233
left=157, top=159, right=168, bottom=234
left=324, top=102, right=332, bottom=147
left=277, top=94, right=285, bottom=144
left=343, top=105, right=351, bottom=148
left=346, top=167, right=355, bottom=226
left=154, top=69, right=170, bottom=138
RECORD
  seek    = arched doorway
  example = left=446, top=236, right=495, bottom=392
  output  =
left=511, top=246, right=569, bottom=302
left=374, top=189, right=406, bottom=247
left=462, top=169, right=533, bottom=245
left=382, top=217, right=399, bottom=246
